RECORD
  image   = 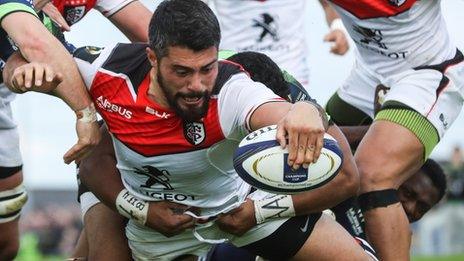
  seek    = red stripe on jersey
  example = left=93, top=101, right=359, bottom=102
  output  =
left=90, top=71, right=226, bottom=157
left=330, top=0, right=418, bottom=19
left=52, top=0, right=97, bottom=25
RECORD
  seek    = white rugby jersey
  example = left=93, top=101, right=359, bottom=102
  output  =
left=74, top=43, right=284, bottom=217
left=206, top=0, right=309, bottom=86
left=329, top=0, right=457, bottom=77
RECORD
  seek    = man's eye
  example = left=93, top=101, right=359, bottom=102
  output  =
left=175, top=70, right=188, bottom=76
left=201, top=66, right=213, bottom=73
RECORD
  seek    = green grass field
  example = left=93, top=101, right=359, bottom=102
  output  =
left=413, top=255, right=464, bottom=261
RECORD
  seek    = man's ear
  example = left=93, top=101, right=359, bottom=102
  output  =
left=146, top=47, right=158, bottom=67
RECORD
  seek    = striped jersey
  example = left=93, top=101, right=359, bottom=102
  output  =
left=329, top=0, right=457, bottom=77
left=74, top=43, right=284, bottom=217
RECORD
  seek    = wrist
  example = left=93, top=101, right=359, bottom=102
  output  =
left=330, top=18, right=344, bottom=31
left=298, top=100, right=330, bottom=130
left=253, top=194, right=295, bottom=224
left=76, top=103, right=97, bottom=123
left=115, top=189, right=149, bottom=225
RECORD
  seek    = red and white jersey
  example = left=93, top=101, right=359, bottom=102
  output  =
left=74, top=43, right=284, bottom=217
left=52, top=0, right=133, bottom=25
left=206, top=0, right=310, bottom=86
left=329, top=0, right=457, bottom=77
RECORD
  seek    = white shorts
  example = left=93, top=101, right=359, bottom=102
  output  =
left=0, top=84, right=21, bottom=167
left=126, top=190, right=288, bottom=261
left=337, top=50, right=464, bottom=138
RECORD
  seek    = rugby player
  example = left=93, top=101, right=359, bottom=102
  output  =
left=65, top=48, right=358, bottom=256
left=323, top=1, right=464, bottom=259
left=73, top=0, right=373, bottom=259
left=0, top=0, right=101, bottom=259
left=203, top=0, right=349, bottom=87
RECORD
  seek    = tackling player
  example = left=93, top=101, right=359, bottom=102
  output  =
left=74, top=0, right=373, bottom=259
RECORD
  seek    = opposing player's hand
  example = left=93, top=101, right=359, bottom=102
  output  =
left=276, top=101, right=325, bottom=170
left=63, top=120, right=100, bottom=164
left=9, top=62, right=63, bottom=93
left=41, top=2, right=71, bottom=32
left=145, top=201, right=196, bottom=237
left=216, top=199, right=256, bottom=236
left=324, top=29, right=349, bottom=55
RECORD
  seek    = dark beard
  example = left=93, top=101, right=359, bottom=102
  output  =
left=156, top=67, right=210, bottom=122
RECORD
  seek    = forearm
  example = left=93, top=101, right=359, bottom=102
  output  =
left=319, top=0, right=340, bottom=25
left=292, top=124, right=360, bottom=214
left=109, top=1, right=151, bottom=42
left=78, top=126, right=122, bottom=211
left=3, top=12, right=92, bottom=111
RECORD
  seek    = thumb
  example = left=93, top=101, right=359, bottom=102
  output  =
left=323, top=32, right=336, bottom=42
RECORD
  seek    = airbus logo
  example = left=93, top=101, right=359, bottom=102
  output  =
left=96, top=95, right=133, bottom=119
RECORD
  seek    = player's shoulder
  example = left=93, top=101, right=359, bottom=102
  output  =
left=74, top=43, right=149, bottom=71
left=213, top=60, right=250, bottom=95
left=74, top=43, right=151, bottom=89
left=0, top=0, right=36, bottom=21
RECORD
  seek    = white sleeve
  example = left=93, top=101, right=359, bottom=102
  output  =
left=73, top=44, right=117, bottom=90
left=218, top=73, right=285, bottom=137
left=95, top=0, right=134, bottom=17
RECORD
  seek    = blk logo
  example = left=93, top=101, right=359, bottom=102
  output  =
left=353, top=25, right=387, bottom=50
left=134, top=165, right=173, bottom=190
left=252, top=13, right=279, bottom=42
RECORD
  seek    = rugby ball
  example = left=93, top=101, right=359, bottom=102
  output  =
left=233, top=125, right=343, bottom=194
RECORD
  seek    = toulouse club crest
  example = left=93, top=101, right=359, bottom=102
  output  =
left=183, top=122, right=206, bottom=145
left=388, top=0, right=406, bottom=6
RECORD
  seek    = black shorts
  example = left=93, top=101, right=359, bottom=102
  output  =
left=242, top=212, right=322, bottom=260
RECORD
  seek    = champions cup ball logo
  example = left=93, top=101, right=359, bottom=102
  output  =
left=183, top=122, right=206, bottom=145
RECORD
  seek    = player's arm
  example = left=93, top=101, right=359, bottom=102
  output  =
left=79, top=125, right=196, bottom=237
left=107, top=0, right=151, bottom=42
left=292, top=123, right=359, bottom=213
left=1, top=4, right=100, bottom=164
left=318, top=0, right=349, bottom=55
left=218, top=118, right=359, bottom=236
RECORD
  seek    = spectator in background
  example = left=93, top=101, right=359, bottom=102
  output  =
left=445, top=146, right=464, bottom=200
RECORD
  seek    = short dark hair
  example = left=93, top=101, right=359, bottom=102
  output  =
left=421, top=159, right=447, bottom=202
left=226, top=51, right=290, bottom=98
left=148, top=0, right=221, bottom=58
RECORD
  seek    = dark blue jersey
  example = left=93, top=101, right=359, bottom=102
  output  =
left=0, top=0, right=37, bottom=64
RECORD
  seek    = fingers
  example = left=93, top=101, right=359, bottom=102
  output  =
left=294, top=133, right=309, bottom=170
left=276, top=123, right=287, bottom=149
left=63, top=142, right=92, bottom=164
left=314, top=134, right=324, bottom=162
left=324, top=30, right=349, bottom=55
left=42, top=2, right=71, bottom=32
left=10, top=63, right=59, bottom=93
left=23, top=65, right=34, bottom=89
